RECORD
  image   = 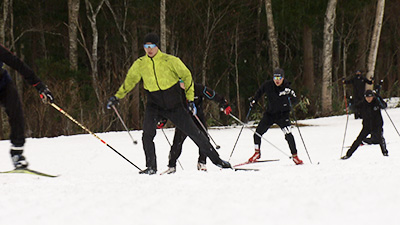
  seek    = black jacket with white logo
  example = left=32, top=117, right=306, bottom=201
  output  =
left=253, top=79, right=298, bottom=114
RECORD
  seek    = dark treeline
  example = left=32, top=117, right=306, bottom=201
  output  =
left=1, top=0, right=399, bottom=139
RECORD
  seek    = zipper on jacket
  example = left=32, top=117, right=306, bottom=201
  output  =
left=150, top=58, right=162, bottom=90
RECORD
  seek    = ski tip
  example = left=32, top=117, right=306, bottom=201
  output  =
left=0, top=168, right=59, bottom=178
left=233, top=167, right=259, bottom=171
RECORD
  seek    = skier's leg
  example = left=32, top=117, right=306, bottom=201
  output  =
left=168, top=128, right=187, bottom=167
left=166, top=107, right=228, bottom=167
left=142, top=106, right=160, bottom=171
left=345, top=127, right=370, bottom=157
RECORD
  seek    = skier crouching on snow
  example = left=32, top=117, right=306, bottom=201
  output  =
left=248, top=68, right=303, bottom=165
left=106, top=33, right=231, bottom=175
left=0, top=44, right=54, bottom=169
left=159, top=82, right=232, bottom=174
left=341, top=90, right=388, bottom=160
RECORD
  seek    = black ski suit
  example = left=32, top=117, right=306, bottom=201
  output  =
left=344, top=74, right=373, bottom=119
left=0, top=44, right=43, bottom=148
left=253, top=79, right=299, bottom=154
left=168, top=83, right=228, bottom=167
left=345, top=95, right=388, bottom=157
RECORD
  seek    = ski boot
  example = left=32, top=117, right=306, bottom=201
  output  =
left=160, top=167, right=176, bottom=175
left=217, top=160, right=232, bottom=169
left=197, top=162, right=207, bottom=172
left=10, top=147, right=28, bottom=169
left=292, top=154, right=304, bottom=165
left=139, top=167, right=157, bottom=175
left=341, top=155, right=351, bottom=160
left=248, top=149, right=261, bottom=163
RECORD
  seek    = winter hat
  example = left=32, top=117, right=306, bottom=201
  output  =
left=273, top=68, right=285, bottom=78
left=143, top=33, right=159, bottom=47
left=364, top=89, right=374, bottom=97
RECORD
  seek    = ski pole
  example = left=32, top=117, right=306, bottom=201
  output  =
left=160, top=128, right=184, bottom=170
left=229, top=113, right=292, bottom=158
left=288, top=98, right=312, bottom=164
left=341, top=83, right=349, bottom=157
left=193, top=114, right=221, bottom=149
left=49, top=103, right=143, bottom=171
left=111, top=105, right=138, bottom=145
left=383, top=108, right=400, bottom=137
left=228, top=106, right=252, bottom=161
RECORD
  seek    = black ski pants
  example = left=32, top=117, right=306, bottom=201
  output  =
left=168, top=113, right=208, bottom=168
left=0, top=80, right=25, bottom=148
left=254, top=112, right=298, bottom=155
left=142, top=105, right=222, bottom=170
left=346, top=127, right=387, bottom=157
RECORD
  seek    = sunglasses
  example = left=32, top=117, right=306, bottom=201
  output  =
left=144, top=44, right=157, bottom=49
left=273, top=75, right=283, bottom=80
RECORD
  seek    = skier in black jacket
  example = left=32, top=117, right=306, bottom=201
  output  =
left=341, top=90, right=388, bottom=159
left=248, top=68, right=303, bottom=165
left=343, top=70, right=373, bottom=119
left=0, top=44, right=54, bottom=169
left=160, top=82, right=231, bottom=174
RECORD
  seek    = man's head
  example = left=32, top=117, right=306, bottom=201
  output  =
left=143, top=33, right=159, bottom=58
left=356, top=70, right=362, bottom=77
left=364, top=89, right=375, bottom=103
left=273, top=68, right=285, bottom=86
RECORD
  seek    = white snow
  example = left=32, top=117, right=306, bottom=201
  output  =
left=1, top=107, right=400, bottom=225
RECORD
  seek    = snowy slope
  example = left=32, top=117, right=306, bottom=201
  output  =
left=1, top=107, right=399, bottom=225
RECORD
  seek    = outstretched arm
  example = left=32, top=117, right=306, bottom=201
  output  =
left=0, top=44, right=41, bottom=86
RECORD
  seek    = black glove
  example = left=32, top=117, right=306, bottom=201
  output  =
left=35, top=82, right=54, bottom=104
left=107, top=96, right=119, bottom=109
left=188, top=101, right=197, bottom=115
left=249, top=97, right=256, bottom=107
left=157, top=118, right=168, bottom=129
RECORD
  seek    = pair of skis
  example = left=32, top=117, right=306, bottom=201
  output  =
left=232, top=159, right=280, bottom=171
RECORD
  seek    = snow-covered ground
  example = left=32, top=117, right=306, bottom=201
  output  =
left=1, top=106, right=399, bottom=225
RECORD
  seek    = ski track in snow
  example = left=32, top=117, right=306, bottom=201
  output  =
left=1, top=107, right=400, bottom=225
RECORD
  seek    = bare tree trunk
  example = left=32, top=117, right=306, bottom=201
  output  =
left=130, top=22, right=140, bottom=129
left=68, top=0, right=80, bottom=71
left=160, top=0, right=166, bottom=52
left=366, top=0, right=385, bottom=90
left=321, top=0, right=337, bottom=115
left=234, top=22, right=241, bottom=119
left=356, top=7, right=369, bottom=72
left=83, top=0, right=105, bottom=112
left=0, top=0, right=10, bottom=140
left=200, top=0, right=229, bottom=84
left=0, top=0, right=9, bottom=43
left=264, top=0, right=279, bottom=69
left=256, top=0, right=263, bottom=80
left=303, top=25, right=314, bottom=93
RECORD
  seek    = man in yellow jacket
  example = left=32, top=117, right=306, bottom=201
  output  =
left=107, top=33, right=231, bottom=174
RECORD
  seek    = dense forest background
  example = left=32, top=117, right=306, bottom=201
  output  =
left=1, top=0, right=399, bottom=139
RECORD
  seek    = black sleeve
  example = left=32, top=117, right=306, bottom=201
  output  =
left=0, top=44, right=42, bottom=86
left=198, top=83, right=227, bottom=106
left=362, top=77, right=373, bottom=85
left=354, top=100, right=364, bottom=111
left=376, top=95, right=387, bottom=109
left=253, top=80, right=269, bottom=102
left=343, top=77, right=352, bottom=85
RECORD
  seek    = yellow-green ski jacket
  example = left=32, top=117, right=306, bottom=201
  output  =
left=115, top=50, right=194, bottom=109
